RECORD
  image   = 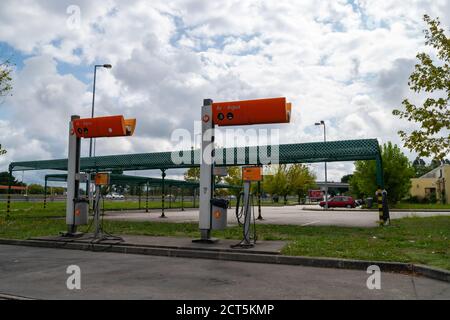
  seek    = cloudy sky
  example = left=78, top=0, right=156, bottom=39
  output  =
left=0, top=0, right=448, bottom=184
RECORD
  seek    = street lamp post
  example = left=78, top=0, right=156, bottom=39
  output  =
left=87, top=64, right=112, bottom=205
left=89, top=64, right=112, bottom=158
left=315, top=120, right=328, bottom=209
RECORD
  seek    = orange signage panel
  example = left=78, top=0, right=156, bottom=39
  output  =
left=212, top=97, right=292, bottom=127
left=94, top=173, right=110, bottom=186
left=242, top=166, right=263, bottom=182
left=72, top=115, right=136, bottom=139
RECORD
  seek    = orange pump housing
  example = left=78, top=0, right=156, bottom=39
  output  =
left=212, top=97, right=291, bottom=127
left=72, top=115, right=136, bottom=139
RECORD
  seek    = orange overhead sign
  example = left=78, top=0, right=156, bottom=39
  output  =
left=212, top=97, right=292, bottom=127
left=72, top=115, right=136, bottom=139
left=242, top=166, right=263, bottom=182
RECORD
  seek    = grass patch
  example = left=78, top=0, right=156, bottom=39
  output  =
left=392, top=202, right=450, bottom=210
left=0, top=199, right=300, bottom=216
left=0, top=203, right=449, bottom=270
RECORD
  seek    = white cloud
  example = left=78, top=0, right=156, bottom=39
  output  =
left=0, top=0, right=448, bottom=184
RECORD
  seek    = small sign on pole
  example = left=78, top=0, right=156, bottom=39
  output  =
left=242, top=166, right=263, bottom=182
left=94, top=173, right=110, bottom=186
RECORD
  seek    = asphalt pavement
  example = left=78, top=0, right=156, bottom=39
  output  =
left=103, top=205, right=450, bottom=227
left=0, top=244, right=448, bottom=300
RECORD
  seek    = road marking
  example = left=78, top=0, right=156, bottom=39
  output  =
left=301, top=221, right=320, bottom=226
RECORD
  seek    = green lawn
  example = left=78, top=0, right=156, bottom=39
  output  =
left=0, top=202, right=449, bottom=270
left=0, top=199, right=300, bottom=215
left=392, top=202, right=450, bottom=210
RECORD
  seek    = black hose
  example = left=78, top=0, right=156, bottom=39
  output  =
left=235, top=191, right=245, bottom=226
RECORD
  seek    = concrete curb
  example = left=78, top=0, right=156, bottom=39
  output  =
left=0, top=238, right=448, bottom=283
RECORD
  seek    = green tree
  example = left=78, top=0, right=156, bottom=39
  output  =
left=0, top=144, right=7, bottom=156
left=393, top=15, right=450, bottom=160
left=0, top=55, right=14, bottom=156
left=350, top=142, right=415, bottom=203
left=27, top=184, right=45, bottom=194
left=348, top=175, right=364, bottom=199
left=341, top=174, right=353, bottom=183
left=264, top=165, right=290, bottom=204
left=430, top=157, right=444, bottom=169
left=184, top=167, right=200, bottom=182
left=0, top=58, right=13, bottom=98
left=51, top=187, right=65, bottom=195
left=223, top=166, right=242, bottom=197
left=412, top=157, right=428, bottom=177
left=287, top=164, right=316, bottom=204
left=0, top=171, right=25, bottom=194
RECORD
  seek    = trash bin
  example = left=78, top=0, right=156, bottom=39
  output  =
left=365, top=197, right=373, bottom=209
left=211, top=198, right=229, bottom=230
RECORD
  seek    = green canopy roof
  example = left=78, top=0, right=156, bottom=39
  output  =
left=44, top=174, right=239, bottom=190
left=10, top=139, right=384, bottom=186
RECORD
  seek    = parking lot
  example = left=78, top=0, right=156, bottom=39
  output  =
left=103, top=205, right=450, bottom=228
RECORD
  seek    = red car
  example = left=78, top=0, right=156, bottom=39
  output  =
left=320, top=196, right=356, bottom=208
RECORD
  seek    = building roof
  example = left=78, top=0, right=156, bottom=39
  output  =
left=419, top=164, right=449, bottom=179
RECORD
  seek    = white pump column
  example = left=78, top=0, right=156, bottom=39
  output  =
left=196, top=99, right=216, bottom=243
left=66, top=115, right=81, bottom=234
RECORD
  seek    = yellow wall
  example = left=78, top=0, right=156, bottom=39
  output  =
left=444, top=166, right=450, bottom=204
left=410, top=178, right=438, bottom=198
left=410, top=165, right=450, bottom=203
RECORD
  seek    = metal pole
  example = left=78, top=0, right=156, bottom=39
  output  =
left=377, top=187, right=383, bottom=225
left=146, top=182, right=149, bottom=213
left=323, top=123, right=329, bottom=210
left=6, top=165, right=13, bottom=219
left=257, top=180, right=263, bottom=220
left=243, top=181, right=252, bottom=245
left=181, top=187, right=185, bottom=211
left=44, top=177, right=48, bottom=209
left=138, top=184, right=142, bottom=210
left=195, top=99, right=215, bottom=242
left=94, top=185, right=101, bottom=238
left=66, top=115, right=81, bottom=235
left=168, top=185, right=171, bottom=209
left=86, top=66, right=98, bottom=211
left=160, top=170, right=167, bottom=218
left=89, top=66, right=97, bottom=158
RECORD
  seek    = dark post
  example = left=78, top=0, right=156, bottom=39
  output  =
left=193, top=187, right=196, bottom=208
left=169, top=185, right=172, bottom=209
left=376, top=187, right=383, bottom=226
left=138, top=184, right=142, bottom=210
left=382, top=189, right=390, bottom=225
left=160, top=169, right=167, bottom=218
left=44, top=177, right=48, bottom=209
left=146, top=182, right=149, bottom=213
left=6, top=165, right=13, bottom=218
left=257, top=180, right=263, bottom=220
left=181, top=187, right=185, bottom=211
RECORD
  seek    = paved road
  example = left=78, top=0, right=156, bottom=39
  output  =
left=0, top=245, right=448, bottom=300
left=104, top=205, right=450, bottom=227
